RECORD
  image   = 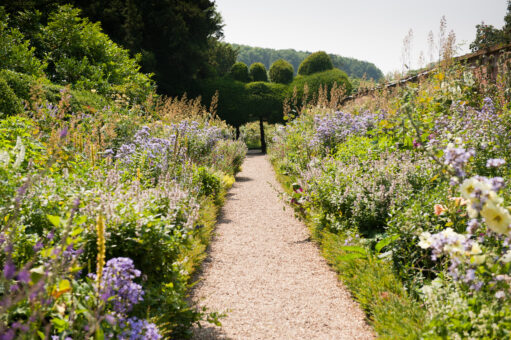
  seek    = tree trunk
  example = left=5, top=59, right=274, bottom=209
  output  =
left=235, top=125, right=240, bottom=140
left=259, top=116, right=266, bottom=154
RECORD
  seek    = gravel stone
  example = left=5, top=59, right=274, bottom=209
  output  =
left=191, top=151, right=374, bottom=339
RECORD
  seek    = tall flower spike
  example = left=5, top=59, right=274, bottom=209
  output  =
left=96, top=215, right=106, bottom=289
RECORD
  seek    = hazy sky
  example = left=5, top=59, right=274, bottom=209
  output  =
left=215, top=0, right=507, bottom=75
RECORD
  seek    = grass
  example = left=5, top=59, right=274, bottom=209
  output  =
left=270, top=158, right=426, bottom=339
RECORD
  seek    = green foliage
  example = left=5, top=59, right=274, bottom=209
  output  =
left=249, top=62, right=268, bottom=82
left=3, top=0, right=224, bottom=96
left=470, top=1, right=511, bottom=51
left=297, top=51, right=333, bottom=76
left=0, top=77, right=23, bottom=117
left=229, top=62, right=250, bottom=83
left=290, top=68, right=352, bottom=100
left=194, top=166, right=221, bottom=198
left=0, top=9, right=45, bottom=76
left=200, top=77, right=249, bottom=128
left=233, top=43, right=384, bottom=80
left=205, top=39, right=239, bottom=77
left=245, top=82, right=286, bottom=122
left=269, top=59, right=294, bottom=84
left=40, top=5, right=153, bottom=100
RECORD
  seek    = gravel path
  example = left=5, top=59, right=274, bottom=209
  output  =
left=191, top=151, right=374, bottom=340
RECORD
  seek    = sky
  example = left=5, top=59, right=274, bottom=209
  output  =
left=214, top=0, right=507, bottom=75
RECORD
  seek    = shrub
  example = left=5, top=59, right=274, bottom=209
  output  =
left=289, top=68, right=352, bottom=101
left=269, top=59, right=294, bottom=84
left=0, top=77, right=24, bottom=117
left=229, top=62, right=250, bottom=83
left=40, top=5, right=154, bottom=101
left=297, top=51, right=333, bottom=76
left=0, top=69, right=37, bottom=101
left=0, top=10, right=45, bottom=76
left=249, top=62, right=268, bottom=82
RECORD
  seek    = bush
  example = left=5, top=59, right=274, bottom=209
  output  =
left=269, top=59, right=294, bottom=84
left=41, top=5, right=154, bottom=101
left=249, top=62, right=268, bottom=82
left=0, top=69, right=37, bottom=101
left=0, top=77, right=24, bottom=117
left=297, top=51, right=333, bottom=76
left=289, top=68, right=352, bottom=101
left=0, top=10, right=45, bottom=76
left=229, top=62, right=250, bottom=83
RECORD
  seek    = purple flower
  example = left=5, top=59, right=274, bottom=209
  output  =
left=33, top=241, right=43, bottom=252
left=119, top=317, right=161, bottom=340
left=495, top=291, right=506, bottom=299
left=3, top=260, right=16, bottom=280
left=486, top=158, right=506, bottom=168
left=0, top=329, right=15, bottom=340
left=17, top=270, right=30, bottom=284
left=60, top=126, right=68, bottom=139
left=91, top=257, right=144, bottom=314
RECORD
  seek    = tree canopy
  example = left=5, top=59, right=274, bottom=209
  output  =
left=2, top=0, right=223, bottom=96
left=470, top=1, right=511, bottom=52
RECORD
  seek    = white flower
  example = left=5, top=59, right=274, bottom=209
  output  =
left=501, top=250, right=511, bottom=263
left=0, top=150, right=9, bottom=167
left=13, top=136, right=25, bottom=169
left=418, top=232, right=432, bottom=249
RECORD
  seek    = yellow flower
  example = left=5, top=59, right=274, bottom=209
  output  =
left=481, top=201, right=511, bottom=235
left=470, top=254, right=486, bottom=265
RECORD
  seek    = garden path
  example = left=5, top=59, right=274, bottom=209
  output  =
left=191, top=151, right=373, bottom=339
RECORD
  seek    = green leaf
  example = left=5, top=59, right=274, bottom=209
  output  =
left=47, top=215, right=61, bottom=227
left=375, top=235, right=399, bottom=253
left=37, top=331, right=45, bottom=340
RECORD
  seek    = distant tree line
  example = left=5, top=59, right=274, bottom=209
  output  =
left=232, top=44, right=384, bottom=81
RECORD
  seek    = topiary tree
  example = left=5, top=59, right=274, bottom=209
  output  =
left=245, top=82, right=287, bottom=153
left=297, top=51, right=333, bottom=76
left=269, top=59, right=294, bottom=84
left=229, top=62, right=250, bottom=82
left=249, top=62, right=268, bottom=82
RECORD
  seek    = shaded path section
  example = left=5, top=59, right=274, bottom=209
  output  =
left=191, top=151, right=373, bottom=339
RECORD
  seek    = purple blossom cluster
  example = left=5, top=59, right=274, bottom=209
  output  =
left=118, top=317, right=161, bottom=340
left=310, top=111, right=382, bottom=148
left=90, top=258, right=144, bottom=314
left=443, top=143, right=475, bottom=178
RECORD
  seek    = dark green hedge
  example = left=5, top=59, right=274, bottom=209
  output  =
left=249, top=62, right=268, bottom=82
left=269, top=59, right=294, bottom=84
left=289, top=68, right=352, bottom=102
left=297, top=51, right=333, bottom=76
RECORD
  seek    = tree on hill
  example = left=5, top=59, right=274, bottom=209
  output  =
left=297, top=51, right=333, bottom=76
left=269, top=59, right=294, bottom=84
left=249, top=62, right=268, bottom=82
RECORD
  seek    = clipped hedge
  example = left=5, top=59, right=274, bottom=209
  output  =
left=249, top=62, right=268, bottom=82
left=229, top=62, right=250, bottom=83
left=297, top=51, right=333, bottom=76
left=269, top=59, right=294, bottom=84
left=289, top=68, right=352, bottom=101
